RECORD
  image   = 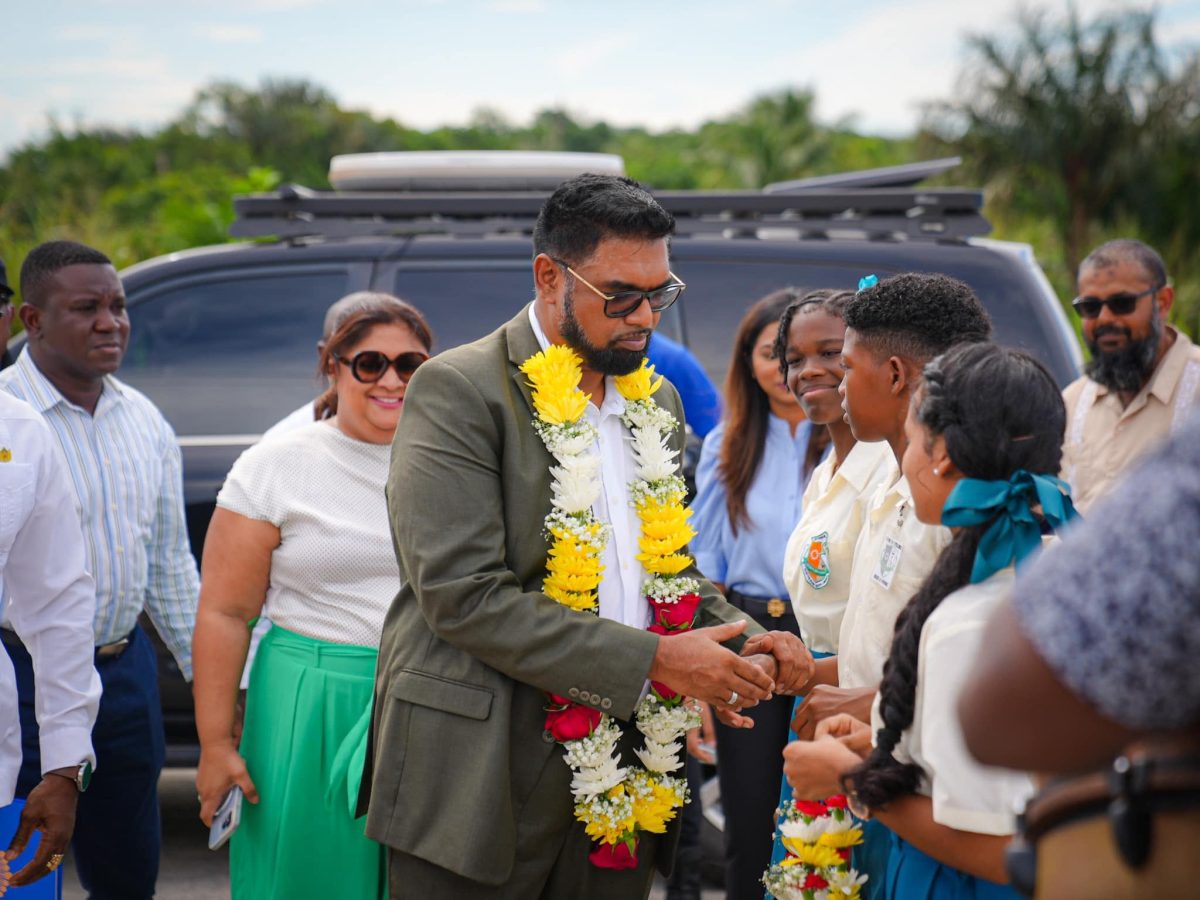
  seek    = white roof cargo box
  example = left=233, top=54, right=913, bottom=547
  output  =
left=328, top=151, right=625, bottom=192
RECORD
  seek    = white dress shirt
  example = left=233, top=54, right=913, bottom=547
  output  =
left=528, top=306, right=648, bottom=630
left=0, top=392, right=100, bottom=805
left=0, top=349, right=200, bottom=677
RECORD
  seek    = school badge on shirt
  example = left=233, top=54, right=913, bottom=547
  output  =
left=803, top=531, right=831, bottom=589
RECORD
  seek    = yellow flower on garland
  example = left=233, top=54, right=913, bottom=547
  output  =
left=580, top=785, right=637, bottom=845
left=639, top=551, right=693, bottom=576
left=613, top=362, right=664, bottom=402
left=520, top=346, right=590, bottom=425
left=779, top=840, right=843, bottom=869
left=631, top=778, right=681, bottom=834
left=544, top=533, right=603, bottom=611
left=818, top=827, right=865, bottom=850
left=636, top=505, right=695, bottom=557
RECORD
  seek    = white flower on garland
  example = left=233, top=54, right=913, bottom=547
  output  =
left=550, top=454, right=602, bottom=513
left=826, top=869, right=869, bottom=896
left=644, top=575, right=701, bottom=603
left=635, top=696, right=701, bottom=745
left=570, top=752, right=628, bottom=798
left=824, top=811, right=856, bottom=834
left=630, top=428, right=680, bottom=482
left=779, top=814, right=831, bottom=843
left=635, top=739, right=684, bottom=774
left=543, top=423, right=597, bottom=459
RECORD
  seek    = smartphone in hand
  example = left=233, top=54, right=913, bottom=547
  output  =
left=208, top=786, right=244, bottom=850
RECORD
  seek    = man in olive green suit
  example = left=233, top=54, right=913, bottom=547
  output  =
left=362, top=175, right=813, bottom=899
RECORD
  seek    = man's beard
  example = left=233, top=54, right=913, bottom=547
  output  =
left=560, top=284, right=651, bottom=376
left=1084, top=306, right=1162, bottom=394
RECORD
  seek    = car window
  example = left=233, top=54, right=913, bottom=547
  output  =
left=391, top=265, right=684, bottom=353
left=122, top=267, right=352, bottom=435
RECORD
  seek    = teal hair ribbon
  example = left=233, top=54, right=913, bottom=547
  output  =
left=857, top=274, right=879, bottom=292
left=941, top=470, right=1078, bottom=584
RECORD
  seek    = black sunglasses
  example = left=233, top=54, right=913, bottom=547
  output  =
left=553, top=258, right=686, bottom=319
left=334, top=350, right=428, bottom=384
left=1072, top=285, right=1160, bottom=320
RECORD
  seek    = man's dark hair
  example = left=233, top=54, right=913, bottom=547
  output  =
left=532, top=174, right=674, bottom=265
left=20, top=240, right=113, bottom=308
left=843, top=273, right=992, bottom=363
left=1079, top=239, right=1167, bottom=288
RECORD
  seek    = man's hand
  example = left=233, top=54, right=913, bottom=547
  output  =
left=4, top=771, right=77, bottom=888
left=791, top=685, right=876, bottom=740
left=741, top=631, right=815, bottom=695
left=648, top=620, right=775, bottom=711
left=782, top=736, right=862, bottom=800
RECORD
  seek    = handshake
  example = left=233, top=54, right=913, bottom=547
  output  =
left=646, top=619, right=814, bottom=730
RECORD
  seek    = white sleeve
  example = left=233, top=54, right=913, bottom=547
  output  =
left=920, top=619, right=1034, bottom=836
left=217, top=438, right=289, bottom=526
left=4, top=421, right=101, bottom=774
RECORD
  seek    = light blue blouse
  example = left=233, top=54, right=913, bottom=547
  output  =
left=691, top=415, right=817, bottom=597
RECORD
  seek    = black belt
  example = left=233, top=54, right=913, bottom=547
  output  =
left=1, top=627, right=133, bottom=663
left=726, top=588, right=793, bottom=620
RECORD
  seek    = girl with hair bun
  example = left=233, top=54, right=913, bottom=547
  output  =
left=193, top=293, right=432, bottom=900
left=782, top=341, right=1077, bottom=899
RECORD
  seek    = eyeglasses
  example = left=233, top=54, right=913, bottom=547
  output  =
left=334, top=350, right=429, bottom=384
left=553, top=259, right=685, bottom=318
left=1072, top=285, right=1160, bottom=320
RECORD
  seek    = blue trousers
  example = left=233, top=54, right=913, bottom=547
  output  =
left=7, top=625, right=165, bottom=900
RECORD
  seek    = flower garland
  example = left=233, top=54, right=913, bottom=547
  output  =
left=520, top=345, right=702, bottom=869
left=763, top=796, right=868, bottom=900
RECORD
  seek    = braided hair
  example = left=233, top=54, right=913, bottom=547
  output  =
left=842, top=342, right=1066, bottom=809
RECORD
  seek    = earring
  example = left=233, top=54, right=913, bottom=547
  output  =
left=932, top=467, right=941, bottom=476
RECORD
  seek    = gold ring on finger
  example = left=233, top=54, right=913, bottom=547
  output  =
left=46, top=853, right=64, bottom=871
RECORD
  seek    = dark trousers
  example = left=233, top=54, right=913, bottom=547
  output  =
left=715, top=610, right=800, bottom=900
left=7, top=625, right=165, bottom=900
left=665, top=754, right=704, bottom=900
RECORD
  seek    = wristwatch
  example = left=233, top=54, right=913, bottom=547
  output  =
left=48, top=761, right=92, bottom=793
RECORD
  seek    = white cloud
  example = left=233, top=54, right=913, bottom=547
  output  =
left=192, top=23, right=264, bottom=43
left=548, top=33, right=638, bottom=76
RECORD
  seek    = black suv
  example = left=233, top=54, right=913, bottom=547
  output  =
left=8, top=154, right=1081, bottom=766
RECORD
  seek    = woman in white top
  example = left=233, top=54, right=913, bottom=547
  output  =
left=192, top=294, right=432, bottom=900
left=782, top=342, right=1077, bottom=899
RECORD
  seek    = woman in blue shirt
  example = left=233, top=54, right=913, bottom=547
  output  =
left=692, top=289, right=826, bottom=900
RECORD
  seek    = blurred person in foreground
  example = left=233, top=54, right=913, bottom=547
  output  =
left=0, top=392, right=100, bottom=894
left=193, top=294, right=432, bottom=899
left=0, top=240, right=199, bottom=900
left=1060, top=238, right=1200, bottom=512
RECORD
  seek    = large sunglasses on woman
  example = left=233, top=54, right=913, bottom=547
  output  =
left=334, top=350, right=429, bottom=384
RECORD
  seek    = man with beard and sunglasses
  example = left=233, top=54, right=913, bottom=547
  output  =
left=360, top=174, right=813, bottom=900
left=1060, top=239, right=1200, bottom=513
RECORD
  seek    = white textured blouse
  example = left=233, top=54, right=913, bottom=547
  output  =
left=870, top=566, right=1035, bottom=835
left=217, top=421, right=399, bottom=647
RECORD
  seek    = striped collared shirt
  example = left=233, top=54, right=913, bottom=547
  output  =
left=0, top=348, right=199, bottom=678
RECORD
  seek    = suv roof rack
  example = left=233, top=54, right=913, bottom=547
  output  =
left=231, top=184, right=990, bottom=243
left=231, top=152, right=989, bottom=243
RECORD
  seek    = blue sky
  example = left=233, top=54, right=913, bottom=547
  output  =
left=3, top=0, right=1199, bottom=160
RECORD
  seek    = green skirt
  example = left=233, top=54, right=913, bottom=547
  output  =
left=231, top=625, right=385, bottom=900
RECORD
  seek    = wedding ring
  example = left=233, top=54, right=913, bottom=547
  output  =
left=728, top=690, right=739, bottom=706
left=46, top=853, right=64, bottom=871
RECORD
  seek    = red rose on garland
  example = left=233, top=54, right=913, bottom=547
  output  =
left=803, top=872, right=830, bottom=890
left=545, top=702, right=603, bottom=741
left=793, top=799, right=828, bottom=818
left=650, top=592, right=701, bottom=630
left=650, top=680, right=681, bottom=701
left=588, top=840, right=638, bottom=870
left=825, top=794, right=849, bottom=809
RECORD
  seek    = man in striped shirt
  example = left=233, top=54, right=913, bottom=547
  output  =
left=0, top=240, right=199, bottom=900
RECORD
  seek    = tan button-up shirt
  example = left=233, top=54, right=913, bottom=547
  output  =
left=837, top=470, right=952, bottom=690
left=1062, top=327, right=1200, bottom=513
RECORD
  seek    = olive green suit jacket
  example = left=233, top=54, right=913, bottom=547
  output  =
left=361, top=307, right=760, bottom=885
